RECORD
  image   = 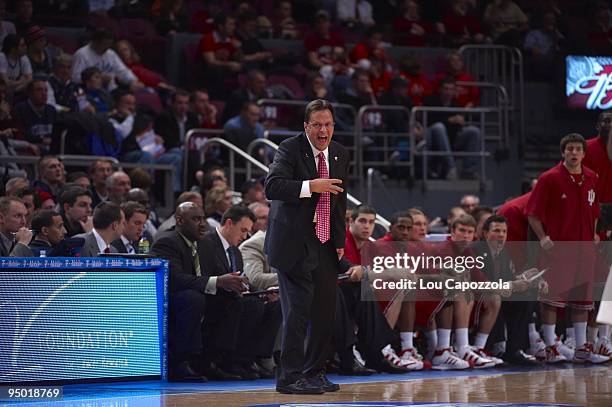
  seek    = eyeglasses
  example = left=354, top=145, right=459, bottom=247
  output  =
left=308, top=122, right=335, bottom=130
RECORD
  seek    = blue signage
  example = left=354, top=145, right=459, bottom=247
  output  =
left=0, top=258, right=168, bottom=383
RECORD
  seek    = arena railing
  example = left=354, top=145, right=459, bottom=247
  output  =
left=183, top=128, right=227, bottom=189
left=1, top=155, right=176, bottom=216
left=196, top=137, right=391, bottom=230
left=408, top=106, right=494, bottom=186
left=458, top=45, right=524, bottom=150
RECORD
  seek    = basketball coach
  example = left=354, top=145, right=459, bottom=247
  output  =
left=265, top=99, right=350, bottom=394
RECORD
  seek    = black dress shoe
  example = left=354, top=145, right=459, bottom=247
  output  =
left=276, top=378, right=325, bottom=394
left=227, top=364, right=260, bottom=380
left=339, top=358, right=377, bottom=376
left=248, top=362, right=274, bottom=379
left=376, top=357, right=410, bottom=374
left=309, top=371, right=340, bottom=392
left=169, top=361, right=208, bottom=382
left=202, top=362, right=242, bottom=381
left=505, top=350, right=541, bottom=366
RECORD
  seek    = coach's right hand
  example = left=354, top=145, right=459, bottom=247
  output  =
left=217, top=272, right=248, bottom=294
left=310, top=178, right=343, bottom=194
left=539, top=236, right=554, bottom=250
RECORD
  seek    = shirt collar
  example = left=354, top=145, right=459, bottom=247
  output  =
left=215, top=226, right=231, bottom=252
left=178, top=232, right=197, bottom=250
left=121, top=235, right=133, bottom=252
left=304, top=134, right=329, bottom=164
left=92, top=228, right=109, bottom=254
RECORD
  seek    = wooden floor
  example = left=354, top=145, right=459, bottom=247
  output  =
left=161, top=366, right=611, bottom=407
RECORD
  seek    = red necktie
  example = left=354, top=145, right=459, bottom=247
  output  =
left=104, top=247, right=111, bottom=254
left=316, top=152, right=330, bottom=243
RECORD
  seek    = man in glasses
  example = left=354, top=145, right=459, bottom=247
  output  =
left=265, top=99, right=350, bottom=394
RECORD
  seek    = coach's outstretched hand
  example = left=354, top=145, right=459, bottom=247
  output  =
left=309, top=178, right=343, bottom=194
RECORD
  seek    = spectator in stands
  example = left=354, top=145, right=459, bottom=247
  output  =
left=271, top=0, right=299, bottom=39
left=442, top=0, right=485, bottom=46
left=0, top=126, right=29, bottom=183
left=349, top=27, right=388, bottom=70
left=33, top=155, right=64, bottom=200
left=304, top=10, right=346, bottom=72
left=66, top=171, right=90, bottom=190
left=14, top=78, right=56, bottom=153
left=38, top=191, right=55, bottom=211
left=392, top=0, right=436, bottom=47
left=249, top=201, right=269, bottom=234
left=0, top=33, right=32, bottom=93
left=47, top=54, right=89, bottom=113
left=336, top=69, right=377, bottom=110
left=236, top=11, right=273, bottom=72
left=435, top=51, right=479, bottom=108
left=155, top=191, right=204, bottom=239
left=12, top=0, right=34, bottom=35
left=76, top=201, right=125, bottom=256
left=0, top=1, right=16, bottom=48
left=379, top=76, right=413, bottom=133
left=422, top=77, right=482, bottom=180
left=112, top=201, right=148, bottom=254
left=106, top=171, right=131, bottom=204
left=199, top=12, right=243, bottom=97
left=222, top=69, right=272, bottom=124
left=190, top=89, right=218, bottom=128
left=0, top=196, right=32, bottom=256
left=88, top=158, right=113, bottom=208
left=114, top=39, right=175, bottom=93
left=59, top=187, right=93, bottom=238
left=484, top=0, right=528, bottom=46
left=368, top=57, right=392, bottom=99
left=460, top=194, right=480, bottom=214
left=26, top=26, right=58, bottom=76
left=19, top=209, right=66, bottom=256
left=429, top=205, right=467, bottom=234
left=337, top=0, right=375, bottom=29
left=241, top=179, right=266, bottom=206
left=154, top=90, right=199, bottom=151
left=72, top=28, right=143, bottom=92
left=199, top=205, right=279, bottom=380
left=524, top=12, right=564, bottom=80
left=304, top=72, right=330, bottom=101
left=223, top=101, right=265, bottom=154
left=197, top=169, right=228, bottom=197
left=398, top=54, right=432, bottom=106
left=204, top=186, right=232, bottom=228
left=12, top=186, right=34, bottom=227
left=82, top=67, right=113, bottom=113
left=155, top=0, right=189, bottom=36
left=4, top=176, right=28, bottom=196
left=587, top=3, right=612, bottom=52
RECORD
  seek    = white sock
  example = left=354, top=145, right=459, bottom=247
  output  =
left=565, top=327, right=574, bottom=339
left=542, top=324, right=556, bottom=346
left=437, top=328, right=451, bottom=350
left=425, top=330, right=437, bottom=350
left=588, top=326, right=599, bottom=343
left=455, top=327, right=469, bottom=349
left=598, top=324, right=610, bottom=340
left=528, top=323, right=541, bottom=344
left=574, top=322, right=587, bottom=348
left=400, top=331, right=414, bottom=350
left=474, top=332, right=489, bottom=349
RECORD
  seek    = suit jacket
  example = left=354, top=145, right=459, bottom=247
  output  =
left=74, top=231, right=118, bottom=257
left=471, top=241, right=515, bottom=282
left=199, top=229, right=243, bottom=279
left=264, top=132, right=350, bottom=270
left=8, top=242, right=34, bottom=257
left=154, top=110, right=199, bottom=151
left=239, top=230, right=277, bottom=290
left=151, top=229, right=210, bottom=294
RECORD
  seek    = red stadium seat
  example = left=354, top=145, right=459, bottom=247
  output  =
left=135, top=90, right=164, bottom=114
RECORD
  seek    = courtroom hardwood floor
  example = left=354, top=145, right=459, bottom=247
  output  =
left=161, top=366, right=611, bottom=406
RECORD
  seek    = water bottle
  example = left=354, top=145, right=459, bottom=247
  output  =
left=138, top=236, right=150, bottom=254
left=39, top=250, right=46, bottom=258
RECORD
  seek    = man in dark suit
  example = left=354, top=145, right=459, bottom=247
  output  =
left=0, top=196, right=32, bottom=256
left=154, top=90, right=199, bottom=152
left=75, top=201, right=124, bottom=256
left=471, top=214, right=539, bottom=365
left=265, top=99, right=350, bottom=394
left=112, top=201, right=148, bottom=254
left=199, top=204, right=280, bottom=380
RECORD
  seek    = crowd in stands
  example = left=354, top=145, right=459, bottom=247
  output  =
left=0, top=0, right=611, bottom=385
